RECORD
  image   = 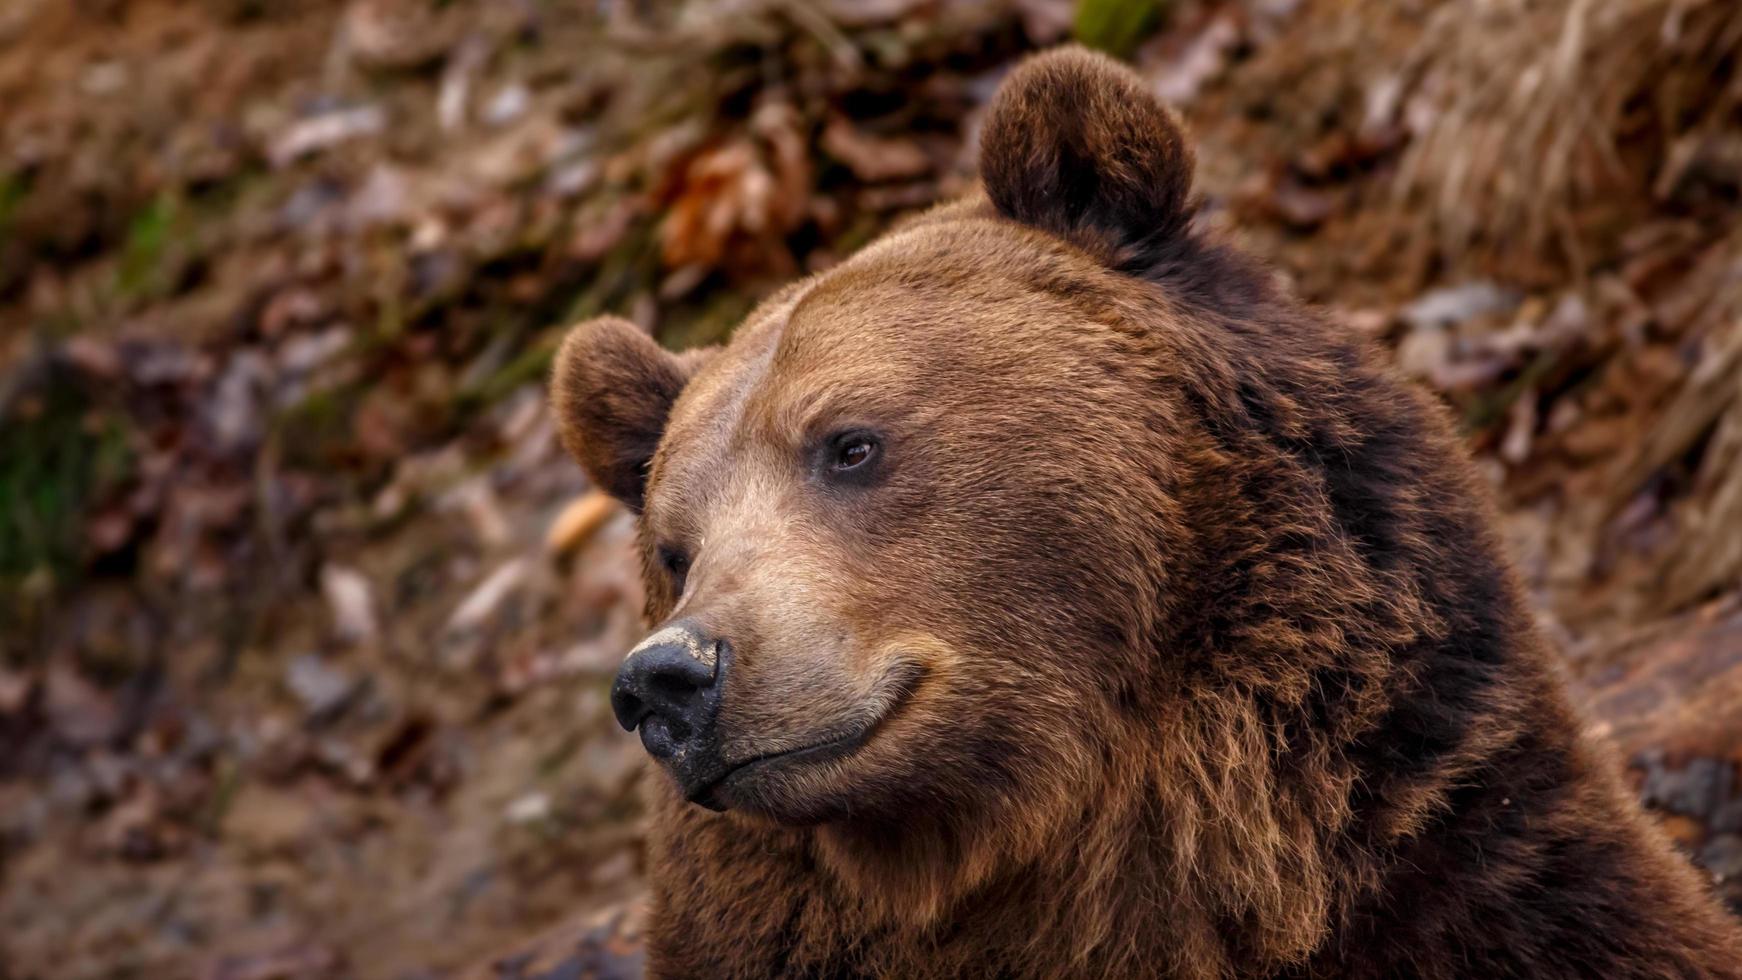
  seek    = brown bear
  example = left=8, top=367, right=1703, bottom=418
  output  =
left=550, top=47, right=1742, bottom=979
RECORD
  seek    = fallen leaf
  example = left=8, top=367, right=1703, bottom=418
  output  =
left=821, top=116, right=932, bottom=182
left=1401, top=281, right=1522, bottom=330
left=268, top=105, right=387, bottom=168
left=320, top=564, right=379, bottom=646
left=547, top=491, right=619, bottom=558
left=446, top=557, right=533, bottom=636
left=284, top=654, right=359, bottom=722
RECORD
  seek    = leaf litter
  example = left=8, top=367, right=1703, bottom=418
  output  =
left=0, top=0, right=1739, bottom=975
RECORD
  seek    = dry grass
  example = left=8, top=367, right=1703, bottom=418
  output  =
left=1392, top=0, right=1742, bottom=271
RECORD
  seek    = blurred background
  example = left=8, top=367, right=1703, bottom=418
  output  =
left=1, top=0, right=1739, bottom=976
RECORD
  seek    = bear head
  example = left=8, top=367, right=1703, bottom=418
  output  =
left=551, top=49, right=1432, bottom=940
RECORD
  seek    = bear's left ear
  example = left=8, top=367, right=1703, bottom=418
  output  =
left=550, top=316, right=716, bottom=512
left=979, top=45, right=1195, bottom=268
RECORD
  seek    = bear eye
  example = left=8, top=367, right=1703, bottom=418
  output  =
left=835, top=437, right=876, bottom=471
left=657, top=545, right=690, bottom=588
left=814, top=429, right=886, bottom=487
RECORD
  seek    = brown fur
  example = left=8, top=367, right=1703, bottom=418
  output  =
left=551, top=47, right=1742, bottom=979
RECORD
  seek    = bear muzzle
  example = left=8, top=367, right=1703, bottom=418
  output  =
left=612, top=618, right=928, bottom=816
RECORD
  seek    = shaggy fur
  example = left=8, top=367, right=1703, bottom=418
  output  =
left=551, top=47, right=1742, bottom=979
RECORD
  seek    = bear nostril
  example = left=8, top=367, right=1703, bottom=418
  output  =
left=610, top=636, right=722, bottom=742
left=610, top=686, right=651, bottom=734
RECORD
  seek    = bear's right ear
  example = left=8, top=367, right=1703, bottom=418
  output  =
left=979, top=46, right=1195, bottom=268
left=550, top=316, right=714, bottom=512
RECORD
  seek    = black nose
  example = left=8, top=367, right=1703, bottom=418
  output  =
left=611, top=622, right=728, bottom=761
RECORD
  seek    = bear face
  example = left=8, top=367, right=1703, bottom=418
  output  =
left=555, top=50, right=1229, bottom=838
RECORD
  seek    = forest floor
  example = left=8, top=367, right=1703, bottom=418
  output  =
left=1, top=1, right=1739, bottom=977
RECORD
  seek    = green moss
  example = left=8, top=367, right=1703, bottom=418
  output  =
left=1074, top=0, right=1167, bottom=58
left=116, top=192, right=182, bottom=300
left=0, top=376, right=133, bottom=589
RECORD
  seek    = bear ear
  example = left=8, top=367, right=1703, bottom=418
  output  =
left=979, top=45, right=1195, bottom=268
left=550, top=316, right=715, bottom=512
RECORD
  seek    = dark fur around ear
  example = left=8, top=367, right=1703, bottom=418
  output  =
left=979, top=45, right=1195, bottom=268
left=550, top=316, right=713, bottom=511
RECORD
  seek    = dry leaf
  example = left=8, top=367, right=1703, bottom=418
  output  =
left=547, top=490, right=620, bottom=557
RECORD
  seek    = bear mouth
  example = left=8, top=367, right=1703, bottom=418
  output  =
left=686, top=663, right=923, bottom=812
